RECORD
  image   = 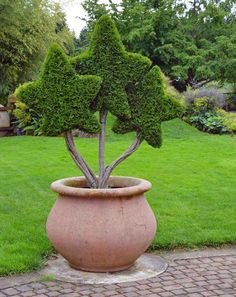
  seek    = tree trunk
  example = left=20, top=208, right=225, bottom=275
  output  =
left=65, top=131, right=97, bottom=188
left=98, top=110, right=108, bottom=188
left=100, top=134, right=143, bottom=188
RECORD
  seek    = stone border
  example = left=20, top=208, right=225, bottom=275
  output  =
left=159, top=246, right=236, bottom=261
left=0, top=247, right=235, bottom=289
left=38, top=254, right=168, bottom=285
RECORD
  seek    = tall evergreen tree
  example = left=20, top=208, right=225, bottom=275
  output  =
left=80, top=0, right=236, bottom=90
left=0, top=0, right=74, bottom=104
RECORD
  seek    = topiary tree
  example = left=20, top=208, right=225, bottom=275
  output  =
left=17, top=15, right=184, bottom=188
left=16, top=44, right=102, bottom=187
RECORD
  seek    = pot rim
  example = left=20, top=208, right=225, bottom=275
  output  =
left=51, top=176, right=152, bottom=198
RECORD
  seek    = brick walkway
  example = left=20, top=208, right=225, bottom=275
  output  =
left=0, top=248, right=235, bottom=297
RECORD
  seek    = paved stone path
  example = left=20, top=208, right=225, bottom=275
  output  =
left=0, top=248, right=235, bottom=297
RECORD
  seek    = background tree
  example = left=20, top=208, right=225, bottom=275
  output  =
left=80, top=0, right=236, bottom=91
left=0, top=0, right=74, bottom=104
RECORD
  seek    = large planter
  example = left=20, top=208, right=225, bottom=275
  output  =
left=46, top=176, right=157, bottom=272
left=0, top=105, right=10, bottom=137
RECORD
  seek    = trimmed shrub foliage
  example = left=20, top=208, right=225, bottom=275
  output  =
left=16, top=44, right=102, bottom=135
left=71, top=15, right=152, bottom=119
left=72, top=15, right=184, bottom=147
left=16, top=16, right=183, bottom=146
left=113, top=66, right=184, bottom=147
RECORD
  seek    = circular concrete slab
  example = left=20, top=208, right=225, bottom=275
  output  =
left=40, top=254, right=168, bottom=284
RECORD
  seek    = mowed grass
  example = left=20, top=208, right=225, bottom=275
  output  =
left=0, top=119, right=236, bottom=275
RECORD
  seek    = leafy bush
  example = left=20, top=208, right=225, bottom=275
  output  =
left=217, top=109, right=236, bottom=133
left=0, top=97, right=7, bottom=106
left=162, top=74, right=183, bottom=101
left=188, top=111, right=229, bottom=134
left=184, top=96, right=230, bottom=134
left=186, top=96, right=216, bottom=114
left=13, top=101, right=42, bottom=135
left=184, top=87, right=227, bottom=109
left=227, top=93, right=236, bottom=110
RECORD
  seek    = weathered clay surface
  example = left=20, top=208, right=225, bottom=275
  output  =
left=46, top=176, right=157, bottom=272
left=0, top=105, right=10, bottom=137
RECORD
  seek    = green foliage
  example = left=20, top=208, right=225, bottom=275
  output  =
left=13, top=101, right=42, bottom=135
left=113, top=66, right=184, bottom=147
left=72, top=15, right=183, bottom=147
left=81, top=0, right=236, bottom=90
left=17, top=16, right=183, bottom=146
left=162, top=74, right=183, bottom=102
left=184, top=96, right=232, bottom=134
left=0, top=0, right=74, bottom=104
left=217, top=109, right=236, bottom=133
left=188, top=111, right=229, bottom=134
left=209, top=35, right=236, bottom=85
left=186, top=96, right=217, bottom=114
left=16, top=44, right=102, bottom=135
left=184, top=86, right=227, bottom=109
left=71, top=15, right=151, bottom=119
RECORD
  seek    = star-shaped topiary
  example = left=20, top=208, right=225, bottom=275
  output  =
left=16, top=44, right=102, bottom=135
left=71, top=15, right=151, bottom=119
left=113, top=66, right=184, bottom=147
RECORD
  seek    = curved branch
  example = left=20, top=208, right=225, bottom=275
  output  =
left=100, top=134, right=143, bottom=188
left=65, top=131, right=98, bottom=188
left=98, top=110, right=108, bottom=187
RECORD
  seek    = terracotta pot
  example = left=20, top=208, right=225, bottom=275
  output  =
left=46, top=176, right=157, bottom=272
left=0, top=104, right=10, bottom=137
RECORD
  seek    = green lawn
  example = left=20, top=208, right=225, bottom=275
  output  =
left=0, top=119, right=236, bottom=275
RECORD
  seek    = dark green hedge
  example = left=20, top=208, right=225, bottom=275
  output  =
left=16, top=44, right=102, bottom=135
left=71, top=15, right=151, bottom=119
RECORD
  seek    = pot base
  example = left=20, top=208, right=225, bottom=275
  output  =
left=47, top=176, right=157, bottom=273
left=69, top=262, right=134, bottom=273
left=40, top=254, right=168, bottom=284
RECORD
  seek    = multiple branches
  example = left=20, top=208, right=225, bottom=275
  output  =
left=65, top=113, right=143, bottom=189
left=65, top=131, right=98, bottom=188
left=99, top=133, right=143, bottom=188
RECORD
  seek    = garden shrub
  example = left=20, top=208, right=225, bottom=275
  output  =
left=15, top=15, right=184, bottom=145
left=14, top=15, right=185, bottom=188
left=71, top=15, right=152, bottom=119
left=162, top=73, right=184, bottom=102
left=227, top=93, right=236, bottom=110
left=0, top=98, right=7, bottom=106
left=72, top=15, right=184, bottom=147
left=184, top=86, right=227, bottom=109
left=217, top=109, right=236, bottom=133
left=113, top=66, right=184, bottom=147
left=184, top=96, right=233, bottom=134
left=188, top=111, right=229, bottom=134
left=13, top=101, right=42, bottom=135
left=186, top=96, right=216, bottom=114
left=16, top=44, right=102, bottom=135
